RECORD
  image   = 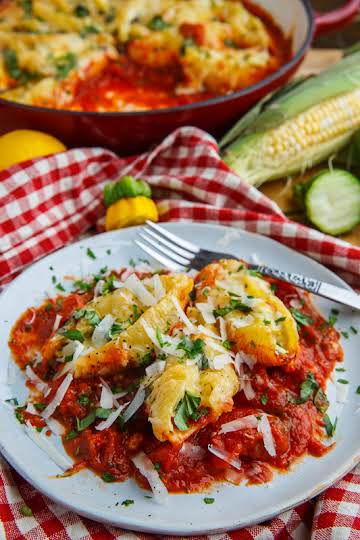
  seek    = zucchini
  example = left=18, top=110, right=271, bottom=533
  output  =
left=304, top=169, right=360, bottom=236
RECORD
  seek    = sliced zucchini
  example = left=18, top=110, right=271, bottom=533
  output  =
left=305, top=169, right=360, bottom=236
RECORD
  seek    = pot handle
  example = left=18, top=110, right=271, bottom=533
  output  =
left=314, top=0, right=360, bottom=36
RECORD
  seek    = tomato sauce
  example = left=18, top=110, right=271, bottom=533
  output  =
left=9, top=272, right=342, bottom=494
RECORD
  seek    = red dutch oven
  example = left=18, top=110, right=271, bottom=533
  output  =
left=0, top=0, right=359, bottom=155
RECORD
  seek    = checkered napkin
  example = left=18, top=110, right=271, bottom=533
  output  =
left=0, top=126, right=359, bottom=539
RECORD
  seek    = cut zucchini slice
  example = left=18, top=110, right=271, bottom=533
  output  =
left=305, top=169, right=360, bottom=236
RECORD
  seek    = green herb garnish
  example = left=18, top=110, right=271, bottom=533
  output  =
left=86, top=247, right=96, bottom=260
left=260, top=393, right=268, bottom=406
left=148, top=14, right=171, bottom=31
left=213, top=299, right=252, bottom=318
left=337, top=379, right=349, bottom=384
left=55, top=52, right=77, bottom=80
left=299, top=372, right=319, bottom=403
left=121, top=499, right=134, bottom=506
left=65, top=430, right=79, bottom=441
left=323, top=414, right=338, bottom=437
left=174, top=392, right=204, bottom=431
left=78, top=394, right=90, bottom=406
left=102, top=472, right=115, bottom=483
left=74, top=4, right=90, bottom=17
left=290, top=308, right=313, bottom=327
left=203, top=498, right=215, bottom=504
left=60, top=329, right=85, bottom=343
left=76, top=410, right=96, bottom=431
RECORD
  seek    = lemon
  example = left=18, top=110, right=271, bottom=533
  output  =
left=0, top=129, right=66, bottom=171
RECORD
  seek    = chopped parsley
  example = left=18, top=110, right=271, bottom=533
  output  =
left=313, top=389, right=329, bottom=414
left=106, top=249, right=112, bottom=255
left=331, top=308, right=339, bottom=315
left=74, top=308, right=100, bottom=327
left=108, top=322, right=124, bottom=339
left=20, top=505, right=33, bottom=517
left=60, top=329, right=85, bottom=343
left=290, top=308, right=313, bottom=327
left=81, top=24, right=100, bottom=36
left=203, top=498, right=215, bottom=504
left=3, top=48, right=35, bottom=83
left=202, top=287, right=210, bottom=297
left=74, top=279, right=92, bottom=292
left=55, top=52, right=77, bottom=80
left=86, top=247, right=96, bottom=260
left=65, top=430, right=79, bottom=441
left=270, top=283, right=277, bottom=293
left=33, top=402, right=46, bottom=412
left=174, top=392, right=207, bottom=431
left=299, top=372, right=319, bottom=403
left=76, top=410, right=96, bottom=431
left=328, top=314, right=338, bottom=327
left=335, top=367, right=346, bottom=372
left=121, top=499, right=134, bottom=507
left=224, top=38, right=239, bottom=48
left=341, top=331, right=349, bottom=339
left=102, top=472, right=116, bottom=483
left=156, top=328, right=170, bottom=348
left=148, top=14, right=171, bottom=31
left=74, top=4, right=90, bottom=17
left=95, top=407, right=112, bottom=419
left=260, top=393, right=268, bottom=406
left=21, top=0, right=32, bottom=16
left=350, top=326, right=358, bottom=335
left=213, top=299, right=252, bottom=318
left=140, top=352, right=153, bottom=367
left=275, top=317, right=286, bottom=324
left=356, top=386, right=360, bottom=395
left=337, top=379, right=349, bottom=385
left=222, top=340, right=233, bottom=350
left=51, top=276, right=56, bottom=284
left=154, top=462, right=161, bottom=471
left=77, top=394, right=90, bottom=406
left=55, top=283, right=65, bottom=292
left=323, top=414, right=337, bottom=437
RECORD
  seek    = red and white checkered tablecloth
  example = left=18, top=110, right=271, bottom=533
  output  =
left=0, top=127, right=359, bottom=539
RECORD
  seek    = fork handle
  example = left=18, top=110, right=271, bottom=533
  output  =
left=250, top=264, right=360, bottom=310
left=249, top=265, right=321, bottom=294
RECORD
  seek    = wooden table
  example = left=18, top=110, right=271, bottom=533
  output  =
left=259, top=49, right=360, bottom=247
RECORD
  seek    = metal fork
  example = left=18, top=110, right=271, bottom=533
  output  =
left=134, top=221, right=360, bottom=311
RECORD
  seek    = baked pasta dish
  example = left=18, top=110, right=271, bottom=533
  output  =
left=0, top=0, right=291, bottom=112
left=8, top=257, right=343, bottom=499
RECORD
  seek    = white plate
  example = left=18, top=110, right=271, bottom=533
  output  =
left=0, top=223, right=359, bottom=535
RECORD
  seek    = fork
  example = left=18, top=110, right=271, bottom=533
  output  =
left=134, top=221, right=360, bottom=311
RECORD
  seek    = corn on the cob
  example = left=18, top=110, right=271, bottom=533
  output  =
left=220, top=47, right=360, bottom=187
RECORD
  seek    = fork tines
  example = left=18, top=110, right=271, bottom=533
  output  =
left=134, top=221, right=198, bottom=271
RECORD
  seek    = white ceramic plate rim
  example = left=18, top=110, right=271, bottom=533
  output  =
left=0, top=223, right=359, bottom=535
